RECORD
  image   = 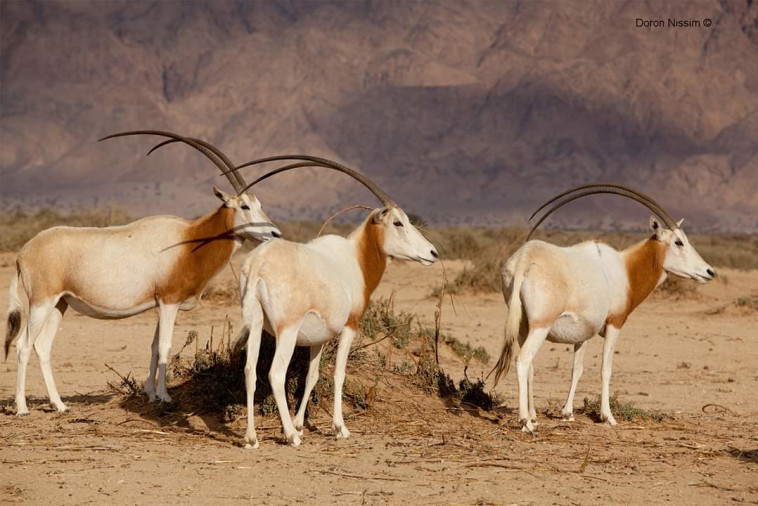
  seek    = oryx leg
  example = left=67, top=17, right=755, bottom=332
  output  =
left=155, top=302, right=179, bottom=403
left=332, top=325, right=357, bottom=439
left=33, top=299, right=68, bottom=413
left=527, top=362, right=537, bottom=423
left=269, top=323, right=302, bottom=447
left=292, top=344, right=324, bottom=437
left=144, top=322, right=160, bottom=402
left=561, top=340, right=588, bottom=421
left=516, top=326, right=550, bottom=433
left=600, top=326, right=620, bottom=426
left=15, top=300, right=56, bottom=415
left=243, top=299, right=264, bottom=449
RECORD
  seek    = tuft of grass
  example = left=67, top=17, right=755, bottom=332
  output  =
left=442, top=336, right=490, bottom=365
left=581, top=394, right=670, bottom=422
left=735, top=296, right=758, bottom=311
left=360, top=296, right=414, bottom=349
left=105, top=363, right=143, bottom=397
left=458, top=377, right=502, bottom=411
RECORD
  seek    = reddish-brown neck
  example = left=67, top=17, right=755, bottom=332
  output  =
left=355, top=215, right=387, bottom=311
left=160, top=206, right=236, bottom=304
left=609, top=237, right=667, bottom=327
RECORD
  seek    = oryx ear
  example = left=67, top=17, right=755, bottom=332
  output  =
left=649, top=215, right=664, bottom=239
left=676, top=218, right=684, bottom=228
left=373, top=207, right=389, bottom=224
left=213, top=186, right=232, bottom=207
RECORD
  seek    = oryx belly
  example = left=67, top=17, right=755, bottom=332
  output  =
left=547, top=312, right=603, bottom=344
left=296, top=311, right=341, bottom=346
left=63, top=293, right=156, bottom=319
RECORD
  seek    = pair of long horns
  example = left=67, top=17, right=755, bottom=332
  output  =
left=527, top=183, right=678, bottom=240
left=99, top=131, right=393, bottom=208
left=98, top=130, right=248, bottom=193
left=228, top=155, right=394, bottom=208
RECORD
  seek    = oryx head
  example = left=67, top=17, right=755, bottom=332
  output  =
left=230, top=154, right=438, bottom=265
left=212, top=186, right=281, bottom=242
left=99, top=130, right=282, bottom=242
left=649, top=216, right=714, bottom=283
left=371, top=206, right=438, bottom=265
left=528, top=182, right=715, bottom=284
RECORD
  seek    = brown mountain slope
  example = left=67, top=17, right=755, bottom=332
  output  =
left=1, top=0, right=756, bottom=231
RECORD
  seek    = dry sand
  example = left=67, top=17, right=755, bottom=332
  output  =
left=0, top=252, right=756, bottom=504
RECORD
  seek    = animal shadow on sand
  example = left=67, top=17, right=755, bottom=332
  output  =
left=116, top=331, right=313, bottom=445
left=728, top=448, right=758, bottom=464
left=1, top=393, right=115, bottom=416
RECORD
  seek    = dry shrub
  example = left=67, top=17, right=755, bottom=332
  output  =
left=734, top=296, right=758, bottom=311
left=656, top=276, right=699, bottom=300
left=581, top=393, right=670, bottom=422
left=110, top=297, right=501, bottom=423
left=203, top=280, right=240, bottom=305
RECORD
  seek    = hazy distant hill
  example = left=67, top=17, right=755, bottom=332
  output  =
left=1, top=0, right=756, bottom=232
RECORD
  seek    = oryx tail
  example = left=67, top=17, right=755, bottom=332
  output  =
left=490, top=259, right=526, bottom=387
left=5, top=264, right=23, bottom=360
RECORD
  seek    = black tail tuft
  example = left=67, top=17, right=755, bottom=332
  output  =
left=5, top=310, right=21, bottom=360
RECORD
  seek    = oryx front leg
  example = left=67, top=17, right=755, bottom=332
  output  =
left=243, top=311, right=264, bottom=449
left=155, top=303, right=179, bottom=403
left=332, top=326, right=357, bottom=439
left=33, top=300, right=68, bottom=413
left=15, top=302, right=54, bottom=416
left=144, top=323, right=160, bottom=402
left=561, top=340, right=587, bottom=421
left=600, top=326, right=620, bottom=426
left=269, top=325, right=301, bottom=447
left=292, top=344, right=324, bottom=437
left=516, top=326, right=550, bottom=433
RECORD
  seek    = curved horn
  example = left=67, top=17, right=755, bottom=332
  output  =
left=145, top=136, right=249, bottom=191
left=234, top=155, right=394, bottom=207
left=526, top=187, right=678, bottom=241
left=529, top=183, right=669, bottom=221
left=98, top=130, right=245, bottom=192
left=146, top=139, right=177, bottom=157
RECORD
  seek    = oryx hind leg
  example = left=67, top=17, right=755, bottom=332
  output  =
left=561, top=340, right=587, bottom=421
left=15, top=300, right=56, bottom=415
left=516, top=326, right=550, bottom=433
left=292, top=344, right=324, bottom=437
left=33, top=299, right=68, bottom=413
left=269, top=322, right=303, bottom=447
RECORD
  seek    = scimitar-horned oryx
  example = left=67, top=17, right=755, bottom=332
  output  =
left=5, top=130, right=281, bottom=415
left=490, top=183, right=715, bottom=432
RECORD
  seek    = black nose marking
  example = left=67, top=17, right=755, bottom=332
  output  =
left=430, top=249, right=439, bottom=258
left=272, top=230, right=282, bottom=238
left=707, top=268, right=715, bottom=277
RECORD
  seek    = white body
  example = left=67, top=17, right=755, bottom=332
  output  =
left=5, top=189, right=279, bottom=415
left=495, top=217, right=715, bottom=432
left=238, top=207, right=438, bottom=447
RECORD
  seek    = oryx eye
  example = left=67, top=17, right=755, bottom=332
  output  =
left=393, top=221, right=404, bottom=227
left=675, top=239, right=684, bottom=247
left=241, top=204, right=250, bottom=211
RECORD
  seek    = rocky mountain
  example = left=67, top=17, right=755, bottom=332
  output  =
left=1, top=0, right=757, bottom=232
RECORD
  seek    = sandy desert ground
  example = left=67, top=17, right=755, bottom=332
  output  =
left=0, top=251, right=756, bottom=505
